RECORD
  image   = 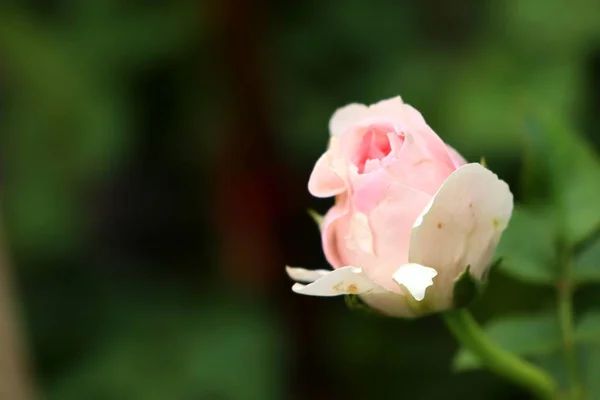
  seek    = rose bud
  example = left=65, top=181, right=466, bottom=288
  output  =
left=286, top=97, right=513, bottom=317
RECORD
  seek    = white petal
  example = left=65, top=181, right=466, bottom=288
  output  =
left=368, top=96, right=406, bottom=124
left=409, top=163, right=513, bottom=279
left=285, top=266, right=330, bottom=283
left=288, top=266, right=432, bottom=318
left=392, top=263, right=438, bottom=301
left=291, top=266, right=384, bottom=297
left=329, top=104, right=371, bottom=136
left=412, top=200, right=432, bottom=229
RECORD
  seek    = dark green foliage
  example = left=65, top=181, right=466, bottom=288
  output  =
left=344, top=294, right=383, bottom=317
left=4, top=0, right=600, bottom=399
left=453, top=113, right=600, bottom=397
left=452, top=266, right=481, bottom=309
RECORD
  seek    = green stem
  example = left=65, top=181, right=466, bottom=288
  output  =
left=557, top=246, right=583, bottom=399
left=443, top=309, right=556, bottom=400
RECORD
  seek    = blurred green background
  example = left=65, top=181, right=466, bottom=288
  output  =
left=1, top=0, right=600, bottom=399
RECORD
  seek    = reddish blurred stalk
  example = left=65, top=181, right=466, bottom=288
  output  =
left=208, top=0, right=335, bottom=399
left=0, top=222, right=35, bottom=400
left=211, top=0, right=288, bottom=288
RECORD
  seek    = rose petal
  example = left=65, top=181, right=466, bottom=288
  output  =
left=401, top=104, right=455, bottom=167
left=285, top=266, right=330, bottom=283
left=346, top=212, right=374, bottom=255
left=328, top=180, right=431, bottom=292
left=446, top=145, right=467, bottom=168
left=367, top=96, right=406, bottom=123
left=367, top=98, right=453, bottom=167
left=408, top=163, right=513, bottom=289
left=322, top=194, right=350, bottom=268
left=385, top=131, right=456, bottom=195
left=351, top=167, right=393, bottom=214
left=289, top=266, right=423, bottom=318
left=329, top=103, right=371, bottom=137
left=308, top=149, right=346, bottom=198
left=290, top=266, right=384, bottom=296
left=392, top=263, right=438, bottom=301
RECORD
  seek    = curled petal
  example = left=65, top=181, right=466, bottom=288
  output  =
left=368, top=99, right=454, bottom=169
left=408, top=163, right=513, bottom=307
left=290, top=266, right=381, bottom=296
left=285, top=266, right=330, bottom=283
left=308, top=150, right=346, bottom=198
left=329, top=104, right=371, bottom=137
left=331, top=97, right=407, bottom=135
left=288, top=266, right=419, bottom=317
left=401, top=105, right=454, bottom=167
left=367, top=96, right=407, bottom=123
left=329, top=97, right=454, bottom=171
left=392, top=263, right=438, bottom=301
left=385, top=132, right=455, bottom=195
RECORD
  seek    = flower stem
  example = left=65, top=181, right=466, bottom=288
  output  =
left=557, top=245, right=583, bottom=399
left=442, top=309, right=556, bottom=400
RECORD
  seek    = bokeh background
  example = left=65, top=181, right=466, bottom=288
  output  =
left=1, top=0, right=600, bottom=399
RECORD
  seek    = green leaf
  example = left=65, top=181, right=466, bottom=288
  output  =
left=576, top=311, right=600, bottom=344
left=479, top=156, right=487, bottom=168
left=530, top=311, right=600, bottom=393
left=576, top=312, right=600, bottom=399
left=48, top=296, right=284, bottom=400
left=452, top=266, right=482, bottom=309
left=496, top=0, right=600, bottom=54
left=529, top=350, right=569, bottom=391
left=454, top=313, right=561, bottom=371
left=307, top=209, right=324, bottom=230
left=480, top=257, right=503, bottom=282
left=524, top=114, right=600, bottom=244
left=573, top=238, right=600, bottom=284
left=580, top=344, right=600, bottom=400
left=497, top=205, right=558, bottom=284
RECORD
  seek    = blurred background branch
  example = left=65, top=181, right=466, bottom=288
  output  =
left=0, top=220, right=34, bottom=400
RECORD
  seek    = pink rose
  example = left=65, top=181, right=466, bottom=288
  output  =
left=286, top=97, right=513, bottom=317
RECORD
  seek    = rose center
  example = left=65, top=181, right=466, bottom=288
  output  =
left=353, top=126, right=393, bottom=173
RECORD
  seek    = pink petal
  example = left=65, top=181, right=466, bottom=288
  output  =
left=367, top=97, right=407, bottom=122
left=385, top=132, right=456, bottom=195
left=321, top=194, right=350, bottom=268
left=401, top=104, right=455, bottom=169
left=367, top=98, right=453, bottom=168
left=351, top=167, right=394, bottom=214
left=308, top=150, right=346, bottom=198
left=359, top=183, right=431, bottom=292
left=325, top=181, right=431, bottom=293
left=446, top=145, right=468, bottom=168
left=329, top=103, right=371, bottom=137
